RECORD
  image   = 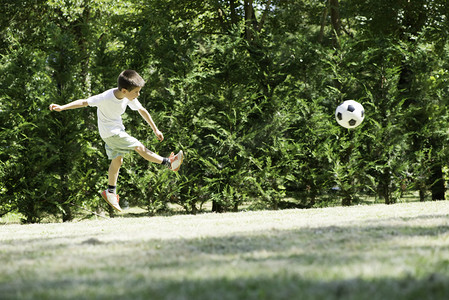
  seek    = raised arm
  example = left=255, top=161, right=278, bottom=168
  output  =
left=49, top=99, right=89, bottom=112
left=138, top=108, right=164, bottom=142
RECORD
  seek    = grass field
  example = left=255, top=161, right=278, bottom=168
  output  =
left=1, top=201, right=449, bottom=300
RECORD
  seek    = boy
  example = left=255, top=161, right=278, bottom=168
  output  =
left=49, top=69, right=183, bottom=212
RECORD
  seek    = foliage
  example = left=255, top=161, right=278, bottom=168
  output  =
left=1, top=0, right=449, bottom=222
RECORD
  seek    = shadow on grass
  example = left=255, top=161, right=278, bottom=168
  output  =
left=2, top=271, right=448, bottom=300
left=1, top=214, right=449, bottom=299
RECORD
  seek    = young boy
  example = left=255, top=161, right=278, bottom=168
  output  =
left=49, top=69, right=183, bottom=212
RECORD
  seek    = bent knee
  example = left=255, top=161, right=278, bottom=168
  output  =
left=134, top=145, right=146, bottom=153
left=112, top=156, right=123, bottom=165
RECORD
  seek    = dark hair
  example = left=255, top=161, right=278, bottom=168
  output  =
left=117, top=70, right=145, bottom=91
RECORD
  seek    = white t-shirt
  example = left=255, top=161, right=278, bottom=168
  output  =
left=87, top=88, right=144, bottom=139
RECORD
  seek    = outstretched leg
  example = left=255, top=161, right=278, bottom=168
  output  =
left=135, top=145, right=184, bottom=171
left=134, top=145, right=164, bottom=164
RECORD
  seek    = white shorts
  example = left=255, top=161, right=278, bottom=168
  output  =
left=102, top=131, right=143, bottom=160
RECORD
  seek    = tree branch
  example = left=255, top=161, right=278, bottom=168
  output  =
left=257, top=0, right=272, bottom=32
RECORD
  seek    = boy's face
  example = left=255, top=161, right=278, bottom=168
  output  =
left=123, top=86, right=142, bottom=100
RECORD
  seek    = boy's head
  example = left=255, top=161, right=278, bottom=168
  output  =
left=117, top=70, right=145, bottom=92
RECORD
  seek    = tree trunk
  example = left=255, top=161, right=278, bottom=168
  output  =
left=329, top=0, right=341, bottom=37
left=229, top=0, right=238, bottom=25
left=62, top=204, right=73, bottom=222
left=342, top=195, right=351, bottom=206
left=419, top=188, right=426, bottom=202
left=212, top=200, right=224, bottom=213
left=379, top=167, right=395, bottom=204
left=244, top=0, right=255, bottom=41
left=74, top=3, right=91, bottom=92
left=430, top=163, right=445, bottom=200
left=319, top=6, right=328, bottom=43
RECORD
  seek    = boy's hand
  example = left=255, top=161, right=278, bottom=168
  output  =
left=49, top=104, right=62, bottom=112
left=154, top=129, right=164, bottom=142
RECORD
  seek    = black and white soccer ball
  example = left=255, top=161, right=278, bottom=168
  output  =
left=335, top=100, right=365, bottom=129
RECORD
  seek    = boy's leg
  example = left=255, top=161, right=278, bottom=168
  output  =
left=134, top=145, right=164, bottom=164
left=108, top=156, right=123, bottom=186
left=134, top=145, right=183, bottom=171
left=101, top=156, right=123, bottom=212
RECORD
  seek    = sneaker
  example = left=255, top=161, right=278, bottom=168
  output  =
left=101, top=190, right=122, bottom=212
left=169, top=150, right=184, bottom=172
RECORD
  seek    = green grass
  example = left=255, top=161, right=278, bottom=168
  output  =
left=1, top=201, right=449, bottom=300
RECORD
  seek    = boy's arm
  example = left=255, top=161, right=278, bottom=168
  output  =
left=138, top=108, right=164, bottom=142
left=49, top=99, right=88, bottom=112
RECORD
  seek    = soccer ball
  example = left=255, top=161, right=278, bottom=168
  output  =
left=335, top=100, right=365, bottom=129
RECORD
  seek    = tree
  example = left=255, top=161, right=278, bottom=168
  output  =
left=2, top=0, right=449, bottom=222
